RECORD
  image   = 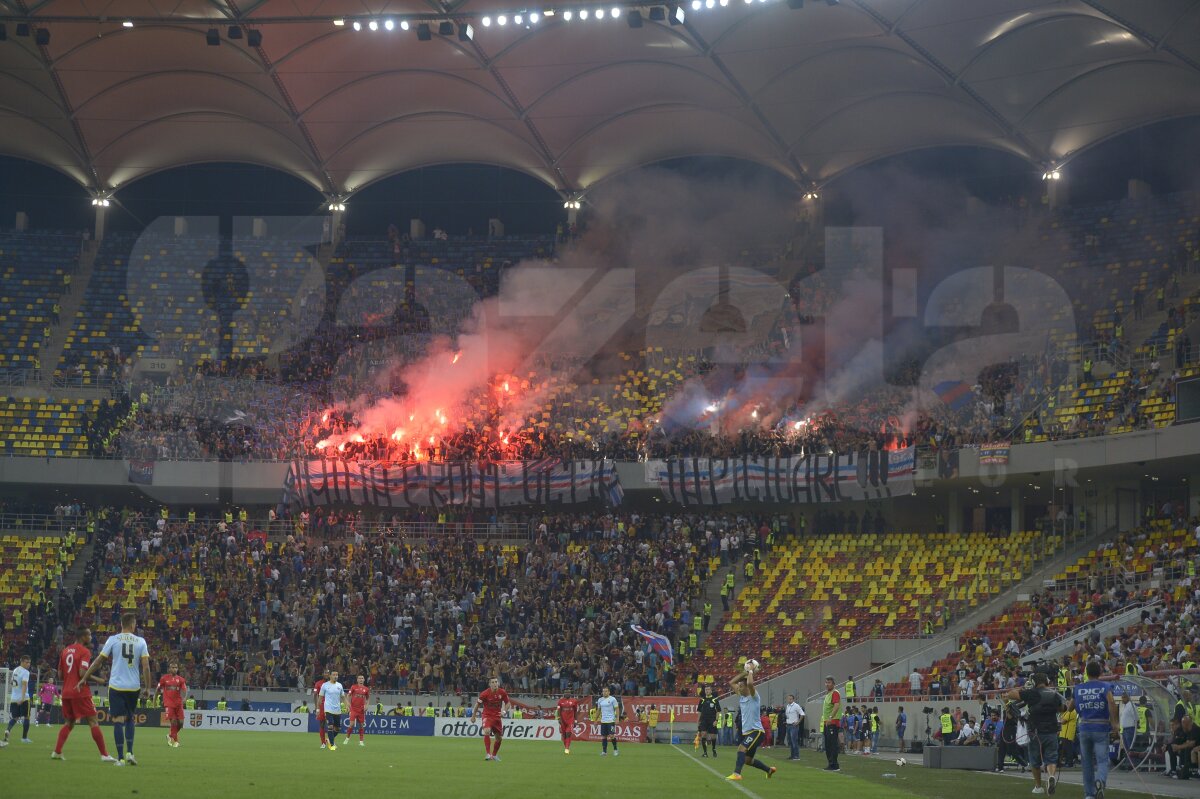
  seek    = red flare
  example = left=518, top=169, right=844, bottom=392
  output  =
left=451, top=351, right=461, bottom=364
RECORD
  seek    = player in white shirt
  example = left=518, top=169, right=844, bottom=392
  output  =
left=595, top=686, right=622, bottom=757
left=1, top=655, right=32, bottom=746
left=77, top=612, right=151, bottom=766
left=319, top=671, right=346, bottom=751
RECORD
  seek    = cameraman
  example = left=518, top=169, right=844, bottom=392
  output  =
left=1006, top=671, right=1065, bottom=794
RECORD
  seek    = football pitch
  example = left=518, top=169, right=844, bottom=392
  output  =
left=2, top=731, right=1156, bottom=799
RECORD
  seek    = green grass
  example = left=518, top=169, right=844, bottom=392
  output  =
left=1, top=729, right=1156, bottom=799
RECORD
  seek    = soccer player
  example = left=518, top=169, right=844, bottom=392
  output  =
left=2, top=655, right=33, bottom=746
left=596, top=685, right=621, bottom=757
left=698, top=685, right=721, bottom=758
left=319, top=671, right=346, bottom=751
left=726, top=665, right=777, bottom=781
left=37, top=675, right=60, bottom=727
left=556, top=694, right=580, bottom=754
left=156, top=662, right=188, bottom=747
left=52, top=626, right=116, bottom=762
left=77, top=611, right=151, bottom=766
left=313, top=669, right=329, bottom=748
left=474, top=676, right=510, bottom=761
left=345, top=675, right=369, bottom=746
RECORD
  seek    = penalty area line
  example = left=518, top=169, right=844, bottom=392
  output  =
left=671, top=744, right=766, bottom=799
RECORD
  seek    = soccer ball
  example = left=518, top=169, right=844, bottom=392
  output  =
left=743, top=659, right=760, bottom=673
left=895, top=757, right=907, bottom=767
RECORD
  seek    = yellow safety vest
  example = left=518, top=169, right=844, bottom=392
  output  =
left=845, top=680, right=855, bottom=698
left=940, top=714, right=954, bottom=734
left=1135, top=706, right=1148, bottom=734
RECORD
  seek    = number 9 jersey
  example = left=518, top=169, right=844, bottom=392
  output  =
left=100, top=632, right=150, bottom=690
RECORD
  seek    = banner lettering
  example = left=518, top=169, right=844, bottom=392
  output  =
left=284, top=458, right=622, bottom=510
left=306, top=713, right=435, bottom=736
left=432, top=718, right=559, bottom=740
left=180, top=709, right=308, bottom=732
left=644, top=448, right=915, bottom=506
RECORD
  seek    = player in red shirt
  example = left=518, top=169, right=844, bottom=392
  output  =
left=52, top=626, right=116, bottom=762
left=472, top=677, right=510, bottom=761
left=313, top=670, right=329, bottom=748
left=156, top=662, right=188, bottom=747
left=344, top=675, right=370, bottom=746
left=555, top=695, right=580, bottom=755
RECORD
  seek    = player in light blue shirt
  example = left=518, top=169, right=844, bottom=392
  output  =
left=319, top=672, right=347, bottom=751
left=596, top=686, right=622, bottom=756
left=78, top=612, right=150, bottom=765
left=726, top=665, right=777, bottom=782
left=2, top=655, right=31, bottom=746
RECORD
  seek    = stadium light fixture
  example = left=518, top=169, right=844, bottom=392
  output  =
left=787, top=0, right=803, bottom=7
left=706, top=0, right=715, bottom=7
left=514, top=14, right=523, bottom=24
left=34, top=28, right=49, bottom=44
left=482, top=16, right=492, bottom=26
left=228, top=25, right=243, bottom=39
left=498, top=14, right=507, bottom=24
left=595, top=9, right=604, bottom=19
left=352, top=20, right=362, bottom=30
left=670, top=5, right=685, bottom=24
left=401, top=20, right=410, bottom=30
left=543, top=9, right=556, bottom=16
left=627, top=9, right=643, bottom=26
left=327, top=202, right=346, bottom=212
left=530, top=12, right=540, bottom=22
left=580, top=9, right=589, bottom=19
left=648, top=6, right=665, bottom=20
left=368, top=19, right=379, bottom=30
left=206, top=27, right=220, bottom=45
left=416, top=23, right=432, bottom=39
left=438, top=20, right=454, bottom=35
left=691, top=0, right=700, bottom=9
left=16, top=22, right=30, bottom=36
left=333, top=18, right=345, bottom=26
left=459, top=23, right=474, bottom=40
left=562, top=10, right=572, bottom=20
left=611, top=7, right=621, bottom=16
left=384, top=18, right=394, bottom=30
left=122, top=20, right=134, bottom=28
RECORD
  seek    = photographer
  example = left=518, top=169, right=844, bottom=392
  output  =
left=1006, top=671, right=1065, bottom=794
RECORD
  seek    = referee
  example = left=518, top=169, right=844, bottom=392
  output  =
left=78, top=611, right=151, bottom=766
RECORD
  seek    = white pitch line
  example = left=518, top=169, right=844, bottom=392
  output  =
left=671, top=744, right=767, bottom=799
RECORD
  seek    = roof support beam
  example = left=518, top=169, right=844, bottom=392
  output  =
left=846, top=0, right=1047, bottom=164
left=1075, top=0, right=1200, bottom=76
left=224, top=0, right=334, bottom=193
left=419, top=0, right=570, bottom=191
left=679, top=20, right=811, bottom=186
left=9, top=0, right=98, bottom=188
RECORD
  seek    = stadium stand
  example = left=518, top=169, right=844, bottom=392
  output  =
left=886, top=519, right=1198, bottom=697
left=691, top=530, right=1055, bottom=687
left=0, top=231, right=79, bottom=373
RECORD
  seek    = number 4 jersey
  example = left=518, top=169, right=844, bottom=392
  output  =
left=100, top=632, right=150, bottom=690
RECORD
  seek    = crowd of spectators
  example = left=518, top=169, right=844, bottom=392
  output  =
left=896, top=521, right=1199, bottom=701
left=27, top=506, right=793, bottom=698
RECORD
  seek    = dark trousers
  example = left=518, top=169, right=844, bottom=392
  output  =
left=823, top=725, right=840, bottom=767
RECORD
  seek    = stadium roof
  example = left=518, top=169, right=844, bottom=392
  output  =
left=2, top=0, right=1200, bottom=198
